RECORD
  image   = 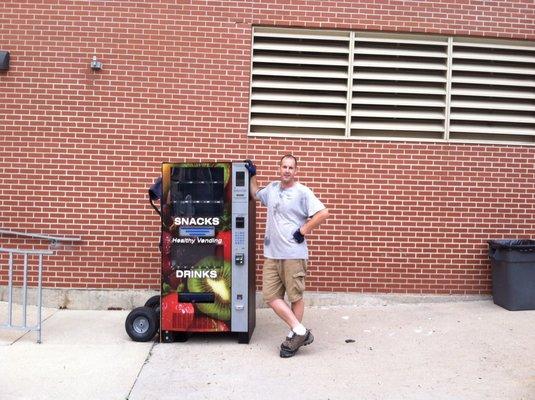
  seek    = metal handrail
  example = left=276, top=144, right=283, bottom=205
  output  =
left=1, top=248, right=54, bottom=343
left=0, top=230, right=81, bottom=343
left=0, top=247, right=54, bottom=255
left=0, top=229, right=81, bottom=246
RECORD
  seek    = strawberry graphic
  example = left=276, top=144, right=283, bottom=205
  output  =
left=216, top=230, right=231, bottom=261
left=161, top=231, right=172, bottom=255
left=160, top=293, right=194, bottom=331
left=189, top=315, right=230, bottom=332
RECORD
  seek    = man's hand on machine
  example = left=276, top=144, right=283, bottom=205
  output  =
left=244, top=159, right=256, bottom=177
left=293, top=228, right=305, bottom=244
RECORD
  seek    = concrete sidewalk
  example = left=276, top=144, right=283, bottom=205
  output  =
left=1, top=299, right=534, bottom=400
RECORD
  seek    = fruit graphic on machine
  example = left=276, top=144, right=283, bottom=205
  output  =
left=187, top=257, right=232, bottom=322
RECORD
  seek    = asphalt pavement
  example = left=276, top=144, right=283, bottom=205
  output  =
left=1, top=298, right=534, bottom=400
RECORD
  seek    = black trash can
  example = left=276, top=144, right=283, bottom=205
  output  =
left=488, top=239, right=535, bottom=311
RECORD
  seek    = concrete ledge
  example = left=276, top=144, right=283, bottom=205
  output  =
left=302, top=292, right=491, bottom=307
left=0, top=287, right=160, bottom=310
left=0, top=286, right=491, bottom=310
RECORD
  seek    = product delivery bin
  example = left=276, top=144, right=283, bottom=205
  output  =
left=488, top=240, right=535, bottom=311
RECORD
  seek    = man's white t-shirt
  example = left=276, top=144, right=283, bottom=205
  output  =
left=256, top=181, right=326, bottom=260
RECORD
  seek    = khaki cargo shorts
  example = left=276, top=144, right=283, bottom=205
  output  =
left=262, top=258, right=307, bottom=303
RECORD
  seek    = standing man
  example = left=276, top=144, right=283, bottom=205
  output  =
left=245, top=155, right=329, bottom=358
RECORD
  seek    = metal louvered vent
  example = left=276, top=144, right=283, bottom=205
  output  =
left=250, top=27, right=350, bottom=137
left=249, top=27, right=535, bottom=144
left=351, top=33, right=448, bottom=140
left=449, top=38, right=535, bottom=143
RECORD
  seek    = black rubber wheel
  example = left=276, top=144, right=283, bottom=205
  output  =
left=125, top=306, right=158, bottom=342
left=144, top=295, right=161, bottom=324
left=144, top=295, right=160, bottom=310
left=144, top=295, right=161, bottom=335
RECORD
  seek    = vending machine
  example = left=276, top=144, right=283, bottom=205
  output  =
left=159, top=162, right=256, bottom=343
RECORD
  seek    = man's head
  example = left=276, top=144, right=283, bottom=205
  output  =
left=279, top=154, right=297, bottom=188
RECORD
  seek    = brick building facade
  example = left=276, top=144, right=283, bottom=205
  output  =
left=1, top=1, right=534, bottom=299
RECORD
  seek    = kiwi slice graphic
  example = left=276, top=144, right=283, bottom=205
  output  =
left=187, top=256, right=231, bottom=321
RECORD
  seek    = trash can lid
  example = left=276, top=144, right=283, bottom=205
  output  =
left=488, top=239, right=535, bottom=251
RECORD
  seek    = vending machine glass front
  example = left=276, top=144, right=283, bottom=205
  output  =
left=160, top=163, right=232, bottom=335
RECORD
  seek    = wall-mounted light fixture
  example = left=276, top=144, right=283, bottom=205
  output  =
left=90, top=55, right=102, bottom=71
left=0, top=51, right=10, bottom=71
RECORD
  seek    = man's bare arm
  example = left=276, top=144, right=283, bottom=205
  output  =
left=249, top=175, right=259, bottom=200
left=300, top=208, right=329, bottom=235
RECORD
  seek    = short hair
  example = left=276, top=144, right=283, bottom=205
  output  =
left=280, top=154, right=297, bottom=167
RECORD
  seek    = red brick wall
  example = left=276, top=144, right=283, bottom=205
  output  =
left=1, top=0, right=534, bottom=294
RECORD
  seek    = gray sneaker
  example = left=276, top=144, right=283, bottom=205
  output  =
left=281, top=333, right=293, bottom=350
left=280, top=329, right=314, bottom=357
left=281, top=330, right=314, bottom=349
